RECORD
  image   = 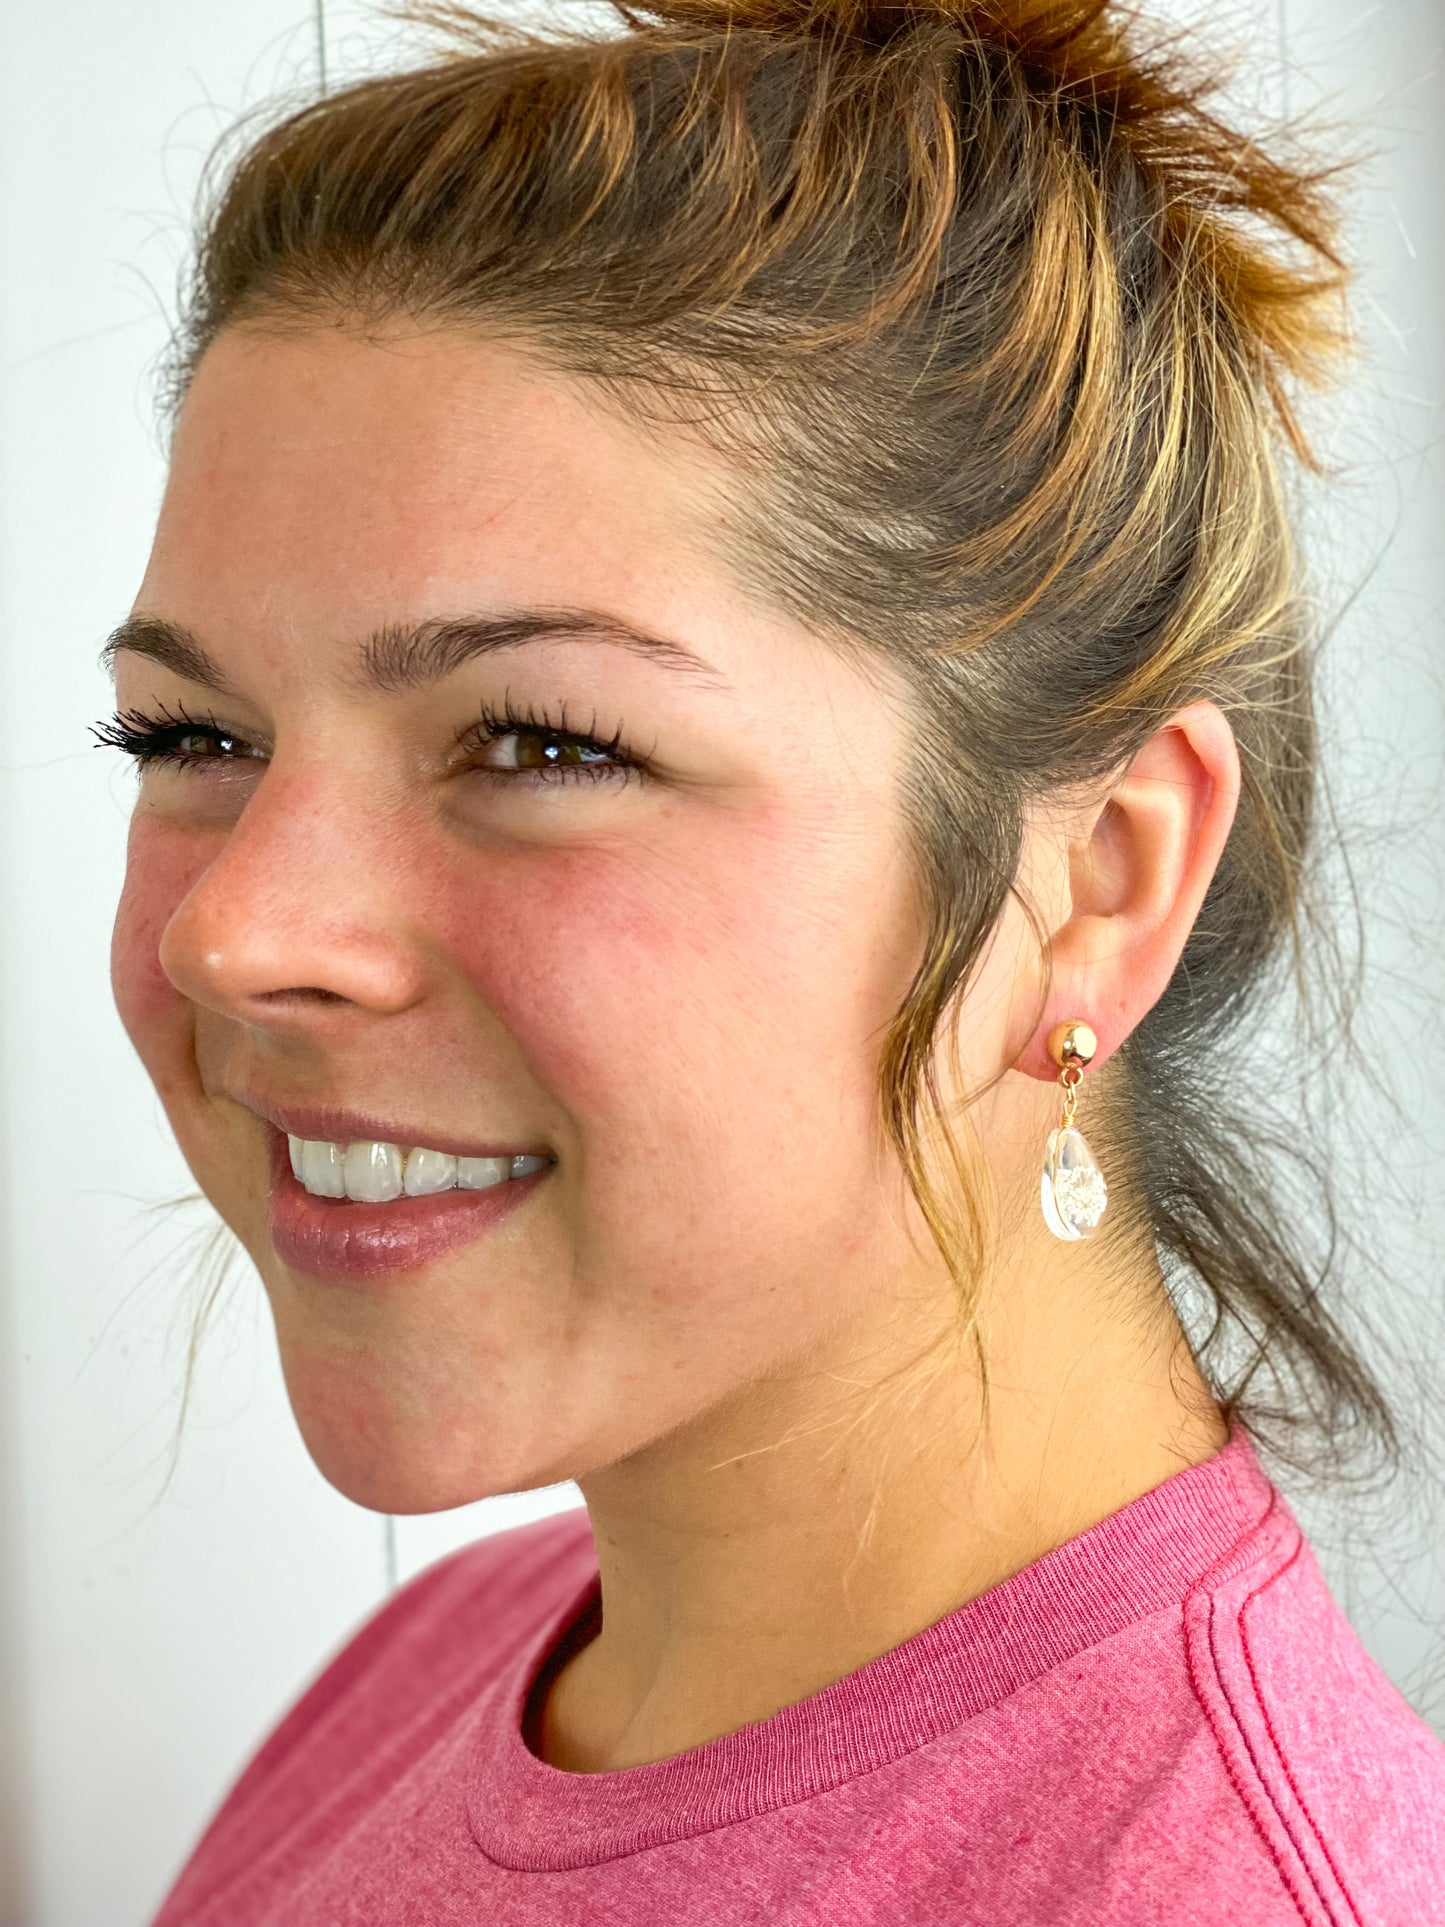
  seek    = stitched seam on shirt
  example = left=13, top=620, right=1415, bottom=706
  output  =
left=1237, top=1546, right=1366, bottom=1927
left=1184, top=1584, right=1320, bottom=1925
left=1210, top=1584, right=1361, bottom=1926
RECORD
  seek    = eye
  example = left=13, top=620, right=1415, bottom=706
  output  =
left=90, top=697, right=646, bottom=787
left=91, top=705, right=267, bottom=769
left=457, top=696, right=643, bottom=787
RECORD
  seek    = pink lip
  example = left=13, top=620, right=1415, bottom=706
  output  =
left=264, top=1129, right=551, bottom=1283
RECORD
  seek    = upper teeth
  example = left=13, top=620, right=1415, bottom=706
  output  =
left=288, top=1136, right=549, bottom=1203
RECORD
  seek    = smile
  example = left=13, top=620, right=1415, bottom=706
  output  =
left=289, top=1135, right=551, bottom=1203
left=263, top=1123, right=554, bottom=1282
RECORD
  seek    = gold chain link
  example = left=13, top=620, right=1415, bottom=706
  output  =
left=1059, top=1060, right=1083, bottom=1130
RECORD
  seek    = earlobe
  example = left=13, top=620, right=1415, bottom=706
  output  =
left=1020, top=701, right=1241, bottom=1084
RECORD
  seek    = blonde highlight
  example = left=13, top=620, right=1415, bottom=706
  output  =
left=163, top=0, right=1396, bottom=1481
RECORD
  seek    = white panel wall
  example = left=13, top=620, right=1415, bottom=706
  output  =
left=0, top=17, right=379, bottom=1927
left=0, top=8, right=578, bottom=1925
left=0, top=3, right=1439, bottom=1924
left=1271, top=0, right=1445, bottom=1740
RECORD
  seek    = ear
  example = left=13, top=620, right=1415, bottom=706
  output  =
left=1015, top=700, right=1241, bottom=1082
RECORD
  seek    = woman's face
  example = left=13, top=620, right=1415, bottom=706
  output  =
left=110, top=323, right=1036, bottom=1511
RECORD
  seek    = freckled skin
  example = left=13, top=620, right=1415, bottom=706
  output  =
left=111, top=320, right=1243, bottom=1764
left=111, top=324, right=965, bottom=1510
left=111, top=314, right=1237, bottom=1650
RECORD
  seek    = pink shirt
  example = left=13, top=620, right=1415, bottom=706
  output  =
left=150, top=1422, right=1445, bottom=1924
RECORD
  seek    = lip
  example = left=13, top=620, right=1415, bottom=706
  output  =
left=262, top=1127, right=552, bottom=1284
left=233, top=1090, right=549, bottom=1163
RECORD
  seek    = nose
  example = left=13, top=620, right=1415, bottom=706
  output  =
left=157, top=765, right=431, bottom=1026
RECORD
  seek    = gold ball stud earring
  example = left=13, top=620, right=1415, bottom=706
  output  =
left=1040, top=1020, right=1108, bottom=1241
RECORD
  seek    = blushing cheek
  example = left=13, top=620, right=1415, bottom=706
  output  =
left=433, top=844, right=697, bottom=1112
left=429, top=838, right=843, bottom=1320
left=111, top=816, right=215, bottom=1071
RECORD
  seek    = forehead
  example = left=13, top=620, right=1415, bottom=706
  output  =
left=141, top=322, right=749, bottom=661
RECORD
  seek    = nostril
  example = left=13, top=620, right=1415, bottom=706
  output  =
left=253, top=986, right=354, bottom=1008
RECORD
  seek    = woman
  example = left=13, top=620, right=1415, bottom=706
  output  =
left=98, top=0, right=1443, bottom=1918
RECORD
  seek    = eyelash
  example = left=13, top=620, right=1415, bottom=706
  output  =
left=457, top=694, right=644, bottom=786
left=90, top=695, right=645, bottom=789
left=90, top=701, right=259, bottom=768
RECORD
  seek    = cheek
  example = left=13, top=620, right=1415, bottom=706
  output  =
left=431, top=821, right=911, bottom=1190
left=111, top=815, right=213, bottom=1054
left=436, top=836, right=781, bottom=1105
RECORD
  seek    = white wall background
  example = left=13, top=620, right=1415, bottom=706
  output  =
left=0, top=2, right=1440, bottom=1922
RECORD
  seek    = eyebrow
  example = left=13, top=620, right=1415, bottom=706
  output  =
left=100, top=609, right=732, bottom=695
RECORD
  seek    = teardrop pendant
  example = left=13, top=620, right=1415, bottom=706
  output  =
left=1041, top=1019, right=1107, bottom=1241
left=1040, top=1125, right=1108, bottom=1240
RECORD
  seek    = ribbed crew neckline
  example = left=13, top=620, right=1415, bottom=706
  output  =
left=464, top=1420, right=1277, bottom=1871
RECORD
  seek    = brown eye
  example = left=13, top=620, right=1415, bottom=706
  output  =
left=178, top=730, right=259, bottom=760
left=456, top=699, right=641, bottom=787
left=497, top=729, right=615, bottom=771
left=91, top=708, right=269, bottom=770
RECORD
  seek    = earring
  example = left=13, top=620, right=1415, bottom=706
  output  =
left=1040, top=1020, right=1108, bottom=1241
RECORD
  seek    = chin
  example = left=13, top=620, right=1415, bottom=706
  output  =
left=276, top=1355, right=579, bottom=1515
left=312, top=1454, right=513, bottom=1517
left=295, top=1413, right=563, bottom=1516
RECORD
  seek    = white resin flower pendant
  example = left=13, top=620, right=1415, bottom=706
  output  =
left=1040, top=1126, right=1108, bottom=1241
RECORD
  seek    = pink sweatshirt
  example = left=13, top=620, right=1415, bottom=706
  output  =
left=150, top=1421, right=1445, bottom=1925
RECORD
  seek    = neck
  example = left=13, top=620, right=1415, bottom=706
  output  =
left=537, top=1240, right=1227, bottom=1774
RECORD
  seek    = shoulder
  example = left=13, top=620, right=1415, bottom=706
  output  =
left=1183, top=1486, right=1445, bottom=1924
left=220, top=1507, right=596, bottom=1818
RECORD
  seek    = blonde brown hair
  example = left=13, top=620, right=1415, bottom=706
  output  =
left=167, top=0, right=1396, bottom=1475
